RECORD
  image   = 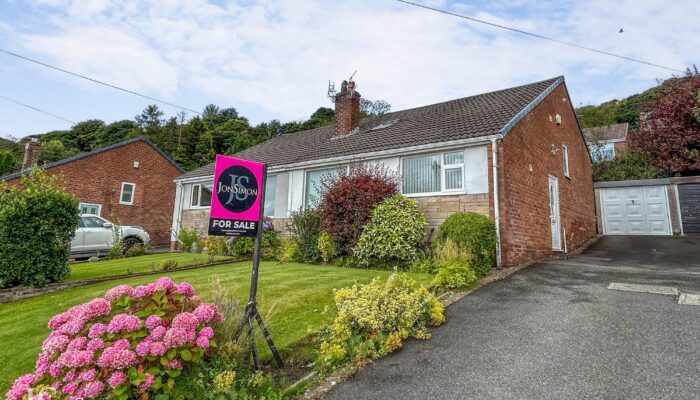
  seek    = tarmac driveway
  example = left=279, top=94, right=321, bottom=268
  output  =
left=324, top=236, right=700, bottom=400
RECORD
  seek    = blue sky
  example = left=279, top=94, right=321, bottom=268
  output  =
left=1, top=0, right=697, bottom=138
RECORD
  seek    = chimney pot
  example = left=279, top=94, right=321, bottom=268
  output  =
left=22, top=139, right=40, bottom=170
left=334, top=80, right=360, bottom=137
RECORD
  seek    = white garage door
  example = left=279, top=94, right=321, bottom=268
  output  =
left=600, top=186, right=671, bottom=235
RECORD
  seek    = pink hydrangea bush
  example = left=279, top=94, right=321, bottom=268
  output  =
left=6, top=278, right=223, bottom=400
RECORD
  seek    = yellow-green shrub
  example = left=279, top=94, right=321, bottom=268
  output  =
left=317, top=231, right=339, bottom=263
left=318, top=273, right=444, bottom=367
left=277, top=238, right=300, bottom=264
left=433, top=212, right=496, bottom=277
left=432, top=239, right=477, bottom=290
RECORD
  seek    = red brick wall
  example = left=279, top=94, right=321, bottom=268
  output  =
left=5, top=140, right=181, bottom=245
left=498, top=83, right=596, bottom=266
left=613, top=140, right=627, bottom=154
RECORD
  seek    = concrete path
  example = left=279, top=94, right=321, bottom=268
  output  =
left=324, top=236, right=700, bottom=400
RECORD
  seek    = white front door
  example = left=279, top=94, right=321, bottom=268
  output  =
left=549, top=175, right=561, bottom=250
left=600, top=186, right=671, bottom=235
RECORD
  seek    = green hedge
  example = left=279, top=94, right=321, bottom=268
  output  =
left=0, top=169, right=79, bottom=287
left=433, top=212, right=496, bottom=277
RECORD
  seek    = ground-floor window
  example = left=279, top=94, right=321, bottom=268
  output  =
left=79, top=202, right=102, bottom=216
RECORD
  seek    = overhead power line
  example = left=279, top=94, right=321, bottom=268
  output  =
left=0, top=95, right=76, bottom=124
left=393, top=0, right=686, bottom=73
left=0, top=48, right=202, bottom=115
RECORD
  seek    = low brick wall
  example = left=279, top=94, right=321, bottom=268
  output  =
left=413, top=193, right=490, bottom=234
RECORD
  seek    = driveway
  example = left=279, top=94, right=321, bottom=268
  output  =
left=324, top=236, right=700, bottom=400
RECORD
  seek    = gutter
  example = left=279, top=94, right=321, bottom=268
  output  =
left=491, top=137, right=503, bottom=268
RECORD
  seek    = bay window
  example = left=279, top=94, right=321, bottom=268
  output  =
left=191, top=184, right=212, bottom=208
left=402, top=151, right=465, bottom=194
left=305, top=168, right=341, bottom=208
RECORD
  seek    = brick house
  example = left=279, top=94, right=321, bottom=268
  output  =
left=582, top=123, right=628, bottom=161
left=1, top=137, right=184, bottom=245
left=171, top=77, right=596, bottom=266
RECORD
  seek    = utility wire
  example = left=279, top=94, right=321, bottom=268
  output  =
left=0, top=48, right=202, bottom=114
left=393, top=0, right=686, bottom=73
left=0, top=94, right=76, bottom=124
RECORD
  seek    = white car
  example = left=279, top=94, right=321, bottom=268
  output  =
left=71, top=214, right=150, bottom=257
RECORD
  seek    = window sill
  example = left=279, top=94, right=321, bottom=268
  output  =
left=404, top=191, right=467, bottom=198
left=119, top=202, right=134, bottom=206
left=189, top=206, right=212, bottom=210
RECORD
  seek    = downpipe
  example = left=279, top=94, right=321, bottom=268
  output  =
left=491, top=137, right=503, bottom=269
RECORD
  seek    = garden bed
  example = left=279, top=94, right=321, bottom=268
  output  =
left=0, top=261, right=432, bottom=393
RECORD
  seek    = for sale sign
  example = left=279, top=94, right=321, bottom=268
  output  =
left=208, top=155, right=265, bottom=237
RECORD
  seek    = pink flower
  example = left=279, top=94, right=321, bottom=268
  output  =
left=145, top=315, right=162, bottom=330
left=86, top=338, right=104, bottom=351
left=42, top=334, right=70, bottom=354
left=164, top=327, right=195, bottom=348
left=167, top=359, right=183, bottom=370
left=48, top=312, right=71, bottom=330
left=189, top=295, right=201, bottom=303
left=175, top=282, right=194, bottom=295
left=63, top=370, right=76, bottom=382
left=83, top=298, right=111, bottom=319
left=96, top=346, right=138, bottom=369
left=135, top=341, right=151, bottom=357
left=149, top=342, right=167, bottom=356
left=87, top=323, right=107, bottom=338
left=150, top=326, right=166, bottom=340
left=172, top=312, right=199, bottom=330
left=105, top=285, right=133, bottom=302
left=57, top=317, right=87, bottom=335
left=67, top=337, right=88, bottom=351
left=49, top=362, right=62, bottom=378
left=57, top=350, right=94, bottom=368
left=154, top=277, right=175, bottom=291
left=82, top=380, right=105, bottom=398
left=131, top=284, right=155, bottom=299
left=6, top=374, right=36, bottom=400
left=194, top=303, right=223, bottom=323
left=78, top=369, right=97, bottom=382
left=199, top=326, right=215, bottom=339
left=140, top=373, right=155, bottom=390
left=107, top=314, right=141, bottom=333
left=62, top=382, right=77, bottom=395
left=112, top=339, right=130, bottom=350
left=35, top=353, right=52, bottom=375
left=196, top=336, right=210, bottom=348
left=107, top=371, right=128, bottom=388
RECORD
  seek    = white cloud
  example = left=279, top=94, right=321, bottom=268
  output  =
left=7, top=0, right=699, bottom=122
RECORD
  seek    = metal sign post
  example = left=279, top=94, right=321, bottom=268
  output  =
left=245, top=164, right=284, bottom=369
left=207, top=155, right=283, bottom=369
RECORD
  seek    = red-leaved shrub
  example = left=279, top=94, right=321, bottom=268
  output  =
left=317, top=163, right=399, bottom=253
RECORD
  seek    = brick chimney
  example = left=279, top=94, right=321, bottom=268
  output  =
left=334, top=80, right=361, bottom=137
left=22, top=138, right=40, bottom=170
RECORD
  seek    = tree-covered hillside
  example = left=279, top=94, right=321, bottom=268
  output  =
left=0, top=99, right=390, bottom=176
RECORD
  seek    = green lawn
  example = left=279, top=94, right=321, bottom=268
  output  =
left=0, top=261, right=432, bottom=393
left=68, top=253, right=232, bottom=282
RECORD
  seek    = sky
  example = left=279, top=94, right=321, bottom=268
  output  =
left=0, top=0, right=697, bottom=138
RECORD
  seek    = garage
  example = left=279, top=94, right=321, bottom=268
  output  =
left=678, top=183, right=700, bottom=235
left=598, top=185, right=671, bottom=235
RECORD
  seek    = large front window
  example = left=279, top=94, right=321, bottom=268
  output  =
left=264, top=175, right=276, bottom=217
left=402, top=151, right=465, bottom=194
left=305, top=168, right=339, bottom=208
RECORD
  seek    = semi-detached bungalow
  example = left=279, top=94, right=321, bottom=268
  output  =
left=171, top=76, right=597, bottom=267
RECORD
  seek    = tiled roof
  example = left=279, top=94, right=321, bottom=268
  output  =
left=177, top=77, right=563, bottom=180
left=0, top=137, right=184, bottom=182
left=582, top=123, right=628, bottom=142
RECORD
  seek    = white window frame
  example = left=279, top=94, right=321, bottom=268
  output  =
left=562, top=144, right=570, bottom=178
left=190, top=183, right=213, bottom=209
left=264, top=174, right=277, bottom=218
left=401, top=150, right=467, bottom=197
left=79, top=202, right=102, bottom=216
left=119, top=182, right=135, bottom=205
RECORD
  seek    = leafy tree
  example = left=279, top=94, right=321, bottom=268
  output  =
left=203, top=104, right=239, bottom=128
left=360, top=98, right=391, bottom=117
left=193, top=132, right=215, bottom=166
left=576, top=100, right=619, bottom=128
left=94, top=120, right=137, bottom=148
left=591, top=150, right=665, bottom=182
left=71, top=119, right=105, bottom=151
left=0, top=151, right=16, bottom=176
left=39, top=140, right=79, bottom=164
left=632, top=73, right=700, bottom=175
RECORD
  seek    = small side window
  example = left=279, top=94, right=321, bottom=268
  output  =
left=562, top=144, right=570, bottom=178
left=120, top=182, right=135, bottom=205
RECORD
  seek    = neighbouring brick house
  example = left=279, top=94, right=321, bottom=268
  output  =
left=171, top=77, right=596, bottom=266
left=1, top=137, right=184, bottom=245
left=582, top=122, right=628, bottom=161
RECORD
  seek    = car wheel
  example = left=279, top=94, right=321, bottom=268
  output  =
left=122, top=237, right=143, bottom=252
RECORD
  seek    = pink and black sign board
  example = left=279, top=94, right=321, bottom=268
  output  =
left=208, top=155, right=265, bottom=237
